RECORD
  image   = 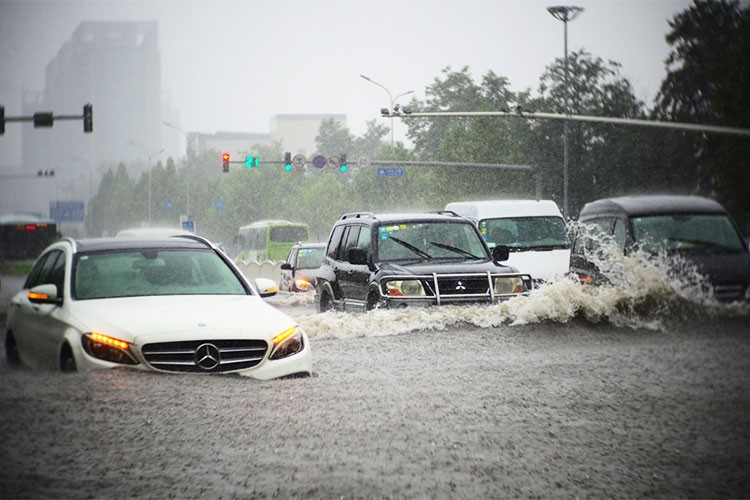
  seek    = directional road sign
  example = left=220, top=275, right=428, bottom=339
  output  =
left=376, top=167, right=405, bottom=177
left=312, top=155, right=326, bottom=169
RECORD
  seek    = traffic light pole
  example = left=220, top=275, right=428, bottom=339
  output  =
left=0, top=104, right=93, bottom=134
left=382, top=108, right=750, bottom=138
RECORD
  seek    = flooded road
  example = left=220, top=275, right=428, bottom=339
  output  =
left=1, top=271, right=749, bottom=498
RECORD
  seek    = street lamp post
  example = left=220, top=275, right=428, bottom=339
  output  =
left=360, top=74, right=414, bottom=147
left=547, top=5, right=583, bottom=219
left=127, top=140, right=164, bottom=225
left=162, top=121, right=201, bottom=216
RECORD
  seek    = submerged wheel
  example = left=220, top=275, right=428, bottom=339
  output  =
left=60, top=344, right=77, bottom=372
left=318, top=291, right=334, bottom=313
left=366, top=292, right=385, bottom=311
left=5, top=332, right=20, bottom=366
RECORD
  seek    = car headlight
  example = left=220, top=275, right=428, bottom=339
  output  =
left=493, top=276, right=526, bottom=295
left=386, top=279, right=426, bottom=297
left=294, top=277, right=315, bottom=291
left=82, top=332, right=139, bottom=365
left=269, top=326, right=305, bottom=360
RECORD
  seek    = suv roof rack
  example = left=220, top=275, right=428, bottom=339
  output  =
left=340, top=212, right=376, bottom=220
left=428, top=210, right=461, bottom=217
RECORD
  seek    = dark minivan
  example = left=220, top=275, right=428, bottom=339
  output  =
left=569, top=195, right=750, bottom=302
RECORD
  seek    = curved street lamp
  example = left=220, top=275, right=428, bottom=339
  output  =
left=547, top=5, right=584, bottom=219
left=127, top=140, right=165, bottom=225
left=360, top=74, right=414, bottom=147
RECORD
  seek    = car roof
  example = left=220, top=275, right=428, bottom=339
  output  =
left=70, top=235, right=213, bottom=253
left=115, top=227, right=194, bottom=237
left=337, top=211, right=470, bottom=225
left=445, top=199, right=563, bottom=219
left=578, top=195, right=728, bottom=219
left=294, top=242, right=326, bottom=248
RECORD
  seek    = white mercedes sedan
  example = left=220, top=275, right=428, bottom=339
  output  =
left=3, top=234, right=312, bottom=380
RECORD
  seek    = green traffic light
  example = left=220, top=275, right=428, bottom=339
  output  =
left=284, top=164, right=292, bottom=172
left=245, top=156, right=259, bottom=168
left=340, top=165, right=348, bottom=173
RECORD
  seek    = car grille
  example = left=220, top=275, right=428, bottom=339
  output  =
left=714, top=283, right=745, bottom=301
left=141, top=339, right=268, bottom=373
left=435, top=277, right=490, bottom=295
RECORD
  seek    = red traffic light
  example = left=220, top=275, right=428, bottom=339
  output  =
left=222, top=153, right=230, bottom=162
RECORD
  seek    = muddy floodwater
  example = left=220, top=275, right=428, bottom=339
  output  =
left=1, top=264, right=749, bottom=498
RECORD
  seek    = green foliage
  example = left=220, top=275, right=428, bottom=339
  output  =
left=84, top=2, right=749, bottom=244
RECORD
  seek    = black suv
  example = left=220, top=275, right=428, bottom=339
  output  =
left=569, top=195, right=750, bottom=301
left=315, top=211, right=532, bottom=312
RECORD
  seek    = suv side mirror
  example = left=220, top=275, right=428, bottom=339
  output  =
left=347, top=247, right=368, bottom=266
left=280, top=262, right=293, bottom=271
left=492, top=245, right=510, bottom=262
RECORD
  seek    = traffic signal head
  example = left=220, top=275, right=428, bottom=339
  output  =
left=284, top=152, right=292, bottom=172
left=222, top=153, right=230, bottom=173
left=0, top=106, right=4, bottom=135
left=83, top=104, right=93, bottom=133
left=340, top=153, right=348, bottom=173
left=245, top=156, right=259, bottom=168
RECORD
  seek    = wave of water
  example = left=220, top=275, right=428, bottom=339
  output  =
left=269, top=244, right=749, bottom=340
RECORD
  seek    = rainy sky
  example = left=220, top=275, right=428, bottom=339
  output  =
left=0, top=0, right=692, bottom=159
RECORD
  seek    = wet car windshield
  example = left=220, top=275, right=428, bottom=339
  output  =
left=74, top=248, right=248, bottom=299
left=480, top=217, right=570, bottom=250
left=377, top=221, right=489, bottom=263
left=632, top=214, right=746, bottom=253
left=296, top=247, right=325, bottom=269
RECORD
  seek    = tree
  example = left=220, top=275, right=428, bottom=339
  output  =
left=655, top=0, right=750, bottom=229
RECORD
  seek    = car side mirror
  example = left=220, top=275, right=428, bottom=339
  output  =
left=492, top=245, right=510, bottom=262
left=280, top=262, right=293, bottom=271
left=27, top=284, right=61, bottom=305
left=347, top=247, right=368, bottom=266
left=254, top=278, right=279, bottom=298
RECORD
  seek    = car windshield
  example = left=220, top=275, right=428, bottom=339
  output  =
left=377, top=221, right=489, bottom=263
left=296, top=247, right=325, bottom=269
left=631, top=214, right=746, bottom=253
left=74, top=248, right=248, bottom=300
left=480, top=216, right=570, bottom=250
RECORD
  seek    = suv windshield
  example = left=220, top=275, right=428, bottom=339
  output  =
left=376, top=221, right=488, bottom=263
left=631, top=214, right=746, bottom=253
left=480, top=216, right=569, bottom=250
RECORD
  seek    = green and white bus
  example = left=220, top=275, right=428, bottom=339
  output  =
left=235, top=220, right=310, bottom=262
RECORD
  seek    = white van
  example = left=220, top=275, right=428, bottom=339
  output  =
left=445, top=199, right=570, bottom=283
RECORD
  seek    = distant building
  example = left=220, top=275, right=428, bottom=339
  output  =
left=18, top=21, right=166, bottom=220
left=192, top=114, right=347, bottom=163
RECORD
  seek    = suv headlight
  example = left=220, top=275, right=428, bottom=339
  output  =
left=270, top=326, right=305, bottom=360
left=493, top=276, right=525, bottom=295
left=386, top=279, right=426, bottom=296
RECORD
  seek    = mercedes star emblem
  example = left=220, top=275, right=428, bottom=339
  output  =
left=195, top=343, right=221, bottom=370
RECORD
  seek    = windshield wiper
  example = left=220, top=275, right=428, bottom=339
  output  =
left=430, top=242, right=482, bottom=260
left=388, top=236, right=432, bottom=260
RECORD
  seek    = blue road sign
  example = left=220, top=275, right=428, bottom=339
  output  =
left=165, top=200, right=174, bottom=211
left=376, top=167, right=405, bottom=177
left=50, top=200, right=85, bottom=222
left=312, top=155, right=326, bottom=169
left=181, top=219, right=195, bottom=233
left=214, top=199, right=225, bottom=211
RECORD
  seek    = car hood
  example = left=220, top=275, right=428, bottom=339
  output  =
left=505, top=249, right=570, bottom=282
left=378, top=259, right=518, bottom=276
left=681, top=251, right=750, bottom=284
left=68, top=295, right=296, bottom=344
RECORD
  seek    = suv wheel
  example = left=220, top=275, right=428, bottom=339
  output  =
left=366, top=291, right=385, bottom=311
left=318, top=291, right=333, bottom=313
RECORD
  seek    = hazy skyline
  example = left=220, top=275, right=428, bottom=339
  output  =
left=1, top=0, right=692, bottom=162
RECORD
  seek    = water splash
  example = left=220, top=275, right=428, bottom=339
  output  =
left=268, top=237, right=749, bottom=340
